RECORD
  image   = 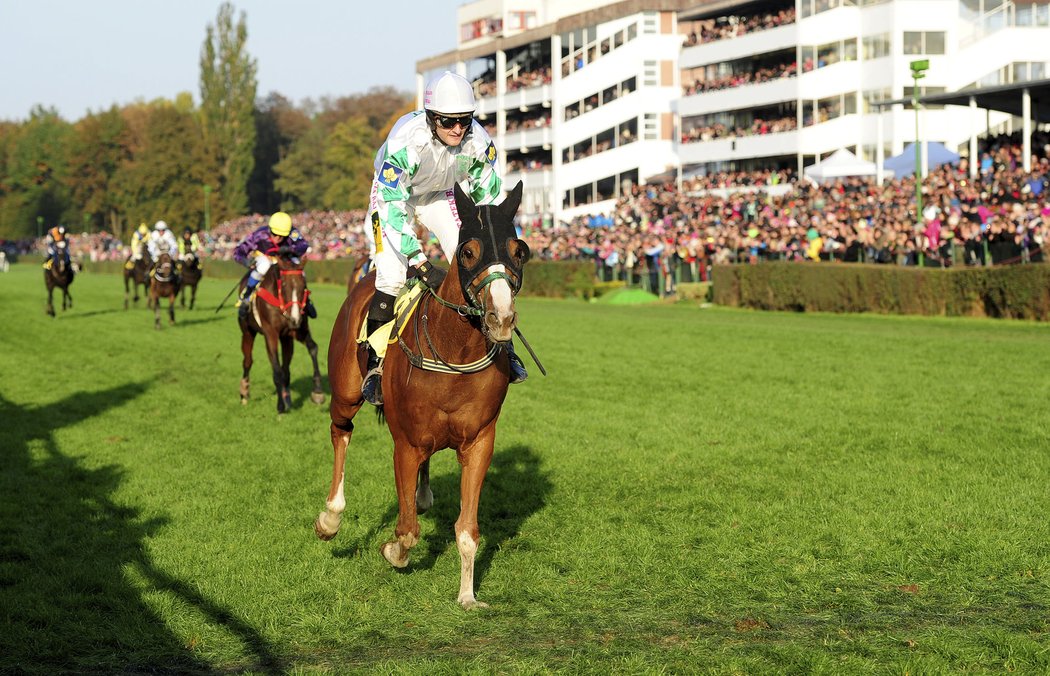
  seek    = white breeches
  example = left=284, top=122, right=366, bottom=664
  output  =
left=249, top=254, right=272, bottom=283
left=373, top=188, right=462, bottom=297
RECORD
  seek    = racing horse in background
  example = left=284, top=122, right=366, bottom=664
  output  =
left=149, top=252, right=180, bottom=329
left=44, top=240, right=75, bottom=316
left=238, top=249, right=325, bottom=413
left=315, top=182, right=531, bottom=609
left=124, top=246, right=152, bottom=309
left=179, top=252, right=203, bottom=310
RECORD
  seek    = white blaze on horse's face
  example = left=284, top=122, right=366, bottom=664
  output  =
left=289, top=289, right=301, bottom=328
left=482, top=264, right=517, bottom=343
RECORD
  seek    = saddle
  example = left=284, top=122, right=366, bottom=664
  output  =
left=358, top=281, right=426, bottom=359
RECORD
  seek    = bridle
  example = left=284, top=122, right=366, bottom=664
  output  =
left=255, top=268, right=310, bottom=316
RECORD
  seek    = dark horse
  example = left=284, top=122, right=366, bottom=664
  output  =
left=179, top=253, right=203, bottom=309
left=315, top=182, right=530, bottom=609
left=149, top=252, right=181, bottom=329
left=238, top=252, right=326, bottom=413
left=124, top=247, right=152, bottom=309
left=44, top=241, right=75, bottom=317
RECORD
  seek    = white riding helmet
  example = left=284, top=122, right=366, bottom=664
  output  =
left=424, top=71, right=476, bottom=115
left=155, top=220, right=167, bottom=231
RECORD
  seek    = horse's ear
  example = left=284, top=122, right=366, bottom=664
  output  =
left=500, top=181, right=523, bottom=220
left=453, top=182, right=477, bottom=220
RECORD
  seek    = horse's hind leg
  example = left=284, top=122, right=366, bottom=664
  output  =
left=240, top=328, right=256, bottom=404
left=124, top=275, right=130, bottom=310
left=168, top=295, right=175, bottom=325
left=45, top=282, right=55, bottom=317
left=381, top=445, right=426, bottom=569
left=153, top=294, right=162, bottom=329
left=300, top=328, right=326, bottom=405
left=454, top=425, right=497, bottom=609
left=64, top=287, right=72, bottom=311
left=190, top=284, right=198, bottom=310
left=416, top=459, right=433, bottom=513
left=264, top=332, right=288, bottom=414
left=315, top=413, right=356, bottom=540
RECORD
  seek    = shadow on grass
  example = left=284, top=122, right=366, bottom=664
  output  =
left=332, top=445, right=550, bottom=593
left=55, top=308, right=124, bottom=320
left=0, top=384, right=283, bottom=674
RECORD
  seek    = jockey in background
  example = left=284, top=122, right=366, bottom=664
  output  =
left=232, top=212, right=316, bottom=320
left=147, top=221, right=179, bottom=270
left=178, top=226, right=202, bottom=271
left=126, top=223, right=150, bottom=269
left=44, top=225, right=71, bottom=269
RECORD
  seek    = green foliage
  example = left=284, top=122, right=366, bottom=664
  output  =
left=272, top=125, right=326, bottom=211
left=320, top=117, right=377, bottom=210
left=199, top=2, right=257, bottom=220
left=522, top=260, right=596, bottom=298
left=0, top=107, right=74, bottom=239
left=713, top=262, right=1050, bottom=319
left=2, top=265, right=1050, bottom=673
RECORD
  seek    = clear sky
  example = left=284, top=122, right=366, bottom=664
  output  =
left=0, top=0, right=466, bottom=122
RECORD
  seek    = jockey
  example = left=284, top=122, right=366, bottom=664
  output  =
left=126, top=223, right=150, bottom=269
left=232, top=212, right=315, bottom=320
left=44, top=225, right=71, bottom=269
left=177, top=226, right=202, bottom=270
left=360, top=70, right=527, bottom=405
left=147, top=220, right=179, bottom=264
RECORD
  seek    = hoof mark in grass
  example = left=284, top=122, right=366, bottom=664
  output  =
left=897, top=584, right=920, bottom=594
left=734, top=618, right=769, bottom=632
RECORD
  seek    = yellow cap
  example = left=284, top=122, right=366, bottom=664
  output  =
left=268, top=212, right=292, bottom=236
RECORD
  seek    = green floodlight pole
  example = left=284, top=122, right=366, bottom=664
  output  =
left=36, top=216, right=44, bottom=239
left=911, top=59, right=929, bottom=267
left=203, top=185, right=212, bottom=230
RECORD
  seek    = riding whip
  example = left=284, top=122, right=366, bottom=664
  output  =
left=513, top=327, right=547, bottom=376
left=215, top=273, right=249, bottom=313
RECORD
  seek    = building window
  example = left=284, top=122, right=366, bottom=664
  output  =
left=643, top=113, right=658, bottom=140
left=863, top=33, right=891, bottom=59
left=643, top=11, right=658, bottom=34
left=644, top=61, right=658, bottom=86
left=903, top=31, right=946, bottom=55
left=862, top=88, right=892, bottom=113
left=508, top=11, right=536, bottom=31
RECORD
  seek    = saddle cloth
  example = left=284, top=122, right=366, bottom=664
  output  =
left=357, top=281, right=426, bottom=359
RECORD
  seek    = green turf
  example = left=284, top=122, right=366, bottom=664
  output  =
left=592, top=287, right=661, bottom=305
left=1, top=263, right=1048, bottom=673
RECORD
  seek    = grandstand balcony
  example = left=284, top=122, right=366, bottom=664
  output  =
left=504, top=125, right=552, bottom=153
left=502, top=83, right=553, bottom=112
left=680, top=75, right=798, bottom=117
left=680, top=23, right=799, bottom=72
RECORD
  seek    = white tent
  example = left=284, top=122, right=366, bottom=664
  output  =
left=803, top=148, right=879, bottom=183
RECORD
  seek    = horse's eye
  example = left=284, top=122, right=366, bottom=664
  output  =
left=459, top=239, right=481, bottom=270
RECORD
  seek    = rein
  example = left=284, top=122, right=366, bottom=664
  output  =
left=256, top=268, right=310, bottom=314
left=398, top=290, right=500, bottom=374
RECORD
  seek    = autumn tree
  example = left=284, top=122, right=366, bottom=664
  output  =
left=199, top=2, right=257, bottom=221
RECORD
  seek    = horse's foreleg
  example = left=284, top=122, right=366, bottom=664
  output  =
left=168, top=294, right=175, bottom=325
left=279, top=334, right=294, bottom=412
left=264, top=332, right=286, bottom=414
left=240, top=328, right=256, bottom=405
left=45, top=283, right=55, bottom=317
left=124, top=275, right=130, bottom=310
left=314, top=417, right=355, bottom=540
left=180, top=285, right=186, bottom=308
left=301, top=330, right=326, bottom=405
left=454, top=427, right=497, bottom=609
left=381, top=446, right=425, bottom=569
left=63, top=287, right=72, bottom=311
left=416, top=459, right=433, bottom=513
left=190, top=283, right=198, bottom=310
left=153, top=294, right=161, bottom=329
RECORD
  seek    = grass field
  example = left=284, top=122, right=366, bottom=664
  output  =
left=1, top=262, right=1049, bottom=674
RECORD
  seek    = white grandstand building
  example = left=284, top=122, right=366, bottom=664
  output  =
left=416, top=0, right=1050, bottom=222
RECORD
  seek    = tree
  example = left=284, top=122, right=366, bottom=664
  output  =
left=199, top=2, right=257, bottom=221
left=0, top=107, right=73, bottom=239
left=321, top=117, right=379, bottom=210
left=66, top=107, right=131, bottom=238
left=248, top=92, right=311, bottom=214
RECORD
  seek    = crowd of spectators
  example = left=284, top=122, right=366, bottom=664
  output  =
left=682, top=7, right=796, bottom=46
left=12, top=134, right=1049, bottom=298
left=683, top=62, right=797, bottom=96
left=682, top=115, right=797, bottom=143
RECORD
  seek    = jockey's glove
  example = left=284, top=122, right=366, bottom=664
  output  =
left=416, top=260, right=446, bottom=291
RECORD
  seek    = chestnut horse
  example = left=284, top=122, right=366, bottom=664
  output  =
left=124, top=246, right=152, bottom=309
left=315, top=182, right=530, bottom=609
left=238, top=252, right=325, bottom=414
left=149, top=253, right=180, bottom=329
left=179, top=253, right=203, bottom=310
left=44, top=242, right=75, bottom=317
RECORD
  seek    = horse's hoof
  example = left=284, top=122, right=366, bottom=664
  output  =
left=314, top=512, right=340, bottom=540
left=310, top=391, right=326, bottom=405
left=240, top=397, right=248, bottom=406
left=381, top=542, right=409, bottom=568
left=458, top=597, right=489, bottom=610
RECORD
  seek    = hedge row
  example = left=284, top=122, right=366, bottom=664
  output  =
left=81, top=258, right=599, bottom=299
left=712, top=262, right=1050, bottom=320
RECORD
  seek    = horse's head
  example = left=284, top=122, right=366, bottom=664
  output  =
left=155, top=253, right=174, bottom=279
left=452, top=181, right=530, bottom=343
left=273, top=252, right=309, bottom=328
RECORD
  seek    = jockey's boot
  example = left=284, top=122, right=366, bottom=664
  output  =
left=237, top=277, right=259, bottom=319
left=507, top=341, right=528, bottom=384
left=305, top=299, right=318, bottom=319
left=361, top=291, right=395, bottom=406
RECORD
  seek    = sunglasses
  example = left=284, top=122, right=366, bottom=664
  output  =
left=431, top=112, right=473, bottom=130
